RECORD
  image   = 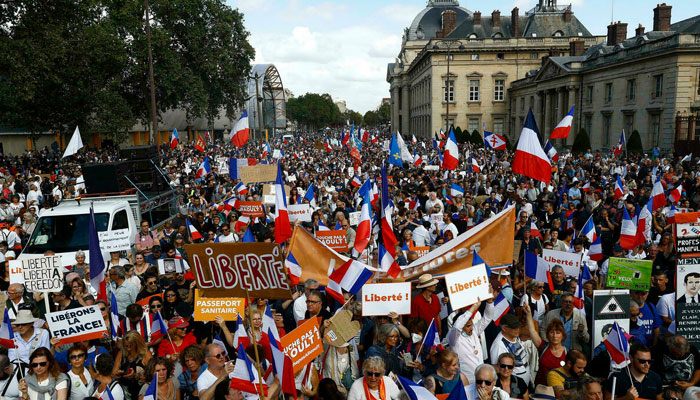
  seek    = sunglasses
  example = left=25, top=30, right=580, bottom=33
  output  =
left=365, top=372, right=382, bottom=377
left=306, top=300, right=321, bottom=304
left=210, top=353, right=226, bottom=359
left=151, top=304, right=162, bottom=309
left=31, top=361, right=48, bottom=368
left=166, top=294, right=177, bottom=298
left=99, top=307, right=106, bottom=311
left=636, top=358, right=652, bottom=364
left=499, top=364, right=514, bottom=370
left=476, top=379, right=492, bottom=385
left=69, top=353, right=86, bottom=360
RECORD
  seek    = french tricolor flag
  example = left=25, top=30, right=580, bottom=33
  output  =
left=230, top=344, right=267, bottom=396
left=619, top=207, right=638, bottom=250
left=450, top=183, right=465, bottom=197
left=589, top=235, right=603, bottom=261
left=413, top=151, right=423, bottom=166
left=471, top=157, right=480, bottom=173
left=232, top=313, right=250, bottom=350
left=351, top=175, right=362, bottom=188
left=668, top=203, right=679, bottom=224
left=492, top=292, right=511, bottom=326
left=187, top=219, right=203, bottom=241
left=544, top=140, right=559, bottom=163
left=530, top=220, right=543, bottom=240
left=325, top=139, right=332, bottom=152
left=274, top=163, right=292, bottom=244
left=0, top=309, right=16, bottom=348
left=195, top=157, right=211, bottom=179
left=110, top=293, right=121, bottom=340
left=524, top=250, right=553, bottom=292
left=235, top=182, right=249, bottom=195
left=170, top=128, right=179, bottom=150
left=285, top=251, right=302, bottom=285
left=603, top=322, right=629, bottom=364
left=398, top=376, right=438, bottom=400
left=223, top=197, right=239, bottom=211
left=268, top=328, right=296, bottom=399
left=150, top=310, right=168, bottom=341
left=669, top=184, right=683, bottom=204
left=442, top=128, right=459, bottom=170
left=513, top=110, right=551, bottom=184
left=566, top=211, right=575, bottom=230
left=381, top=165, right=398, bottom=258
left=614, top=176, right=624, bottom=200
left=582, top=180, right=590, bottom=192
left=550, top=105, right=574, bottom=139
left=613, top=130, right=625, bottom=157
left=89, top=207, right=107, bottom=301
left=234, top=215, right=250, bottom=232
left=352, top=190, right=372, bottom=258
left=408, top=197, right=421, bottom=211
left=326, top=259, right=373, bottom=304
left=651, top=175, right=666, bottom=211
left=581, top=215, right=596, bottom=243
left=378, top=243, right=401, bottom=278
left=421, top=318, right=443, bottom=352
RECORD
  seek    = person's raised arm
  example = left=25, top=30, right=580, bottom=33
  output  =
left=522, top=302, right=542, bottom=348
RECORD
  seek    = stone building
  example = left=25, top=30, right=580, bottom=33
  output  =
left=508, top=4, right=700, bottom=152
left=386, top=0, right=604, bottom=138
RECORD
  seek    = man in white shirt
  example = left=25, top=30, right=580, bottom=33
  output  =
left=447, top=299, right=494, bottom=383
left=8, top=310, right=51, bottom=363
left=436, top=213, right=458, bottom=239
left=489, top=314, right=532, bottom=386
left=412, top=221, right=432, bottom=247
left=293, top=279, right=319, bottom=323
left=424, top=192, right=444, bottom=214
left=197, top=344, right=234, bottom=399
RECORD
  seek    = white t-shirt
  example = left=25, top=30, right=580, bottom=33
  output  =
left=521, top=293, right=549, bottom=323
left=490, top=332, right=532, bottom=386
left=68, top=369, right=94, bottom=400
left=196, top=368, right=219, bottom=393
left=347, top=376, right=401, bottom=400
left=293, top=294, right=307, bottom=322
left=656, top=293, right=676, bottom=320
left=28, top=378, right=68, bottom=400
left=92, top=382, right=124, bottom=400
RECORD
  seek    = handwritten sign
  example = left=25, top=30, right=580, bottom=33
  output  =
left=19, top=256, right=63, bottom=293
left=288, top=204, right=311, bottom=222
left=262, top=184, right=291, bottom=198
left=315, top=230, right=348, bottom=252
left=194, top=290, right=245, bottom=321
left=444, top=264, right=492, bottom=310
left=46, top=305, right=108, bottom=346
left=430, top=213, right=443, bottom=225
left=280, top=317, right=323, bottom=373
left=606, top=257, right=652, bottom=290
left=186, top=243, right=291, bottom=299
left=361, top=283, right=411, bottom=316
left=542, top=249, right=582, bottom=277
left=98, top=229, right=131, bottom=252
left=237, top=201, right=265, bottom=218
left=239, top=164, right=277, bottom=184
left=348, top=211, right=361, bottom=226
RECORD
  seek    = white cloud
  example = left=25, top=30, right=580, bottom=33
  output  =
left=377, top=3, right=424, bottom=25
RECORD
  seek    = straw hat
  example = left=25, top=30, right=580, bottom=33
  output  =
left=12, top=309, right=37, bottom=325
left=531, top=384, right=556, bottom=400
left=415, top=273, right=439, bottom=289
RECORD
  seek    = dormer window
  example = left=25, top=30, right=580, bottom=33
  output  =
left=553, top=30, right=564, bottom=37
left=468, top=33, right=478, bottom=39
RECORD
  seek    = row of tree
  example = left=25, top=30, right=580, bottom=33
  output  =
left=0, top=0, right=255, bottom=144
left=286, top=92, right=390, bottom=131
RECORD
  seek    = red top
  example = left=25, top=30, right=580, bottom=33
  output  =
left=535, top=341, right=566, bottom=385
left=158, top=332, right=197, bottom=359
left=410, top=293, right=441, bottom=327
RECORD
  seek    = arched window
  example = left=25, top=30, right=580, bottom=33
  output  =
left=553, top=30, right=564, bottom=37
left=468, top=33, right=478, bottom=39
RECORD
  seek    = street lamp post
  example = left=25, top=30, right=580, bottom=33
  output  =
left=433, top=40, right=465, bottom=134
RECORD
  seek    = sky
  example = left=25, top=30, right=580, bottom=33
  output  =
left=227, top=0, right=695, bottom=114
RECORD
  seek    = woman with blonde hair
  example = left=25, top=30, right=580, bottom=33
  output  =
left=113, top=330, right=153, bottom=400
left=424, top=349, right=470, bottom=394
left=347, top=357, right=401, bottom=400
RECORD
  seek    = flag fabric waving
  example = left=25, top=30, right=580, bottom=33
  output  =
left=194, top=135, right=206, bottom=152
left=285, top=251, right=302, bottom=285
left=326, top=259, right=373, bottom=304
left=231, top=110, right=250, bottom=148
left=142, top=375, right=158, bottom=400
left=389, top=134, right=403, bottom=167
left=196, top=157, right=211, bottom=179
left=513, top=110, right=551, bottom=184
left=0, top=309, right=16, bottom=348
left=170, top=128, right=179, bottom=150
left=397, top=376, right=438, bottom=400
left=603, top=322, right=629, bottom=364
left=230, top=344, right=266, bottom=395
left=352, top=189, right=372, bottom=258
left=274, top=163, right=292, bottom=243
left=442, top=128, right=460, bottom=170
left=524, top=250, right=552, bottom=291
left=484, top=129, right=506, bottom=150
left=89, top=207, right=107, bottom=301
left=613, top=130, right=626, bottom=157
left=614, top=176, right=624, bottom=200
left=550, top=105, right=574, bottom=139
left=544, top=140, right=559, bottom=163
left=62, top=126, right=84, bottom=158
left=669, top=185, right=683, bottom=204
left=186, top=219, right=203, bottom=241
left=619, top=207, right=638, bottom=250
left=378, top=243, right=401, bottom=278
left=492, top=291, right=511, bottom=326
left=421, top=318, right=443, bottom=352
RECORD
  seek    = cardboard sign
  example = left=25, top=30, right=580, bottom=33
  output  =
left=239, top=164, right=278, bottom=184
left=262, top=184, right=291, bottom=198
left=280, top=317, right=323, bottom=373
left=46, top=305, right=108, bottom=346
left=542, top=249, right=583, bottom=277
left=409, top=246, right=431, bottom=258
left=430, top=213, right=443, bottom=225
left=136, top=293, right=163, bottom=314
left=606, top=257, right=652, bottom=290
left=592, top=290, right=629, bottom=359
left=19, top=255, right=63, bottom=293
left=444, top=264, right=492, bottom=310
left=238, top=201, right=265, bottom=218
left=186, top=242, right=291, bottom=299
left=263, top=195, right=276, bottom=205
left=194, top=289, right=245, bottom=321
left=348, top=211, right=361, bottom=226
left=313, top=140, right=325, bottom=151
left=324, top=310, right=360, bottom=347
left=98, top=229, right=131, bottom=252
left=361, top=283, right=411, bottom=316
left=288, top=204, right=311, bottom=222
left=315, top=230, right=348, bottom=252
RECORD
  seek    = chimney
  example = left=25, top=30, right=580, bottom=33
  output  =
left=441, top=10, right=457, bottom=37
left=569, top=39, right=585, bottom=56
left=511, top=7, right=519, bottom=37
left=492, top=10, right=501, bottom=27
left=606, top=21, right=628, bottom=46
left=563, top=9, right=572, bottom=23
left=474, top=11, right=481, bottom=25
left=653, top=3, right=672, bottom=31
left=636, top=24, right=645, bottom=36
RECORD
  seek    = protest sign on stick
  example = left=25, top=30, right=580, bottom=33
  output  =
left=444, top=264, right=492, bottom=310
left=46, top=305, right=108, bottom=346
left=361, top=283, right=411, bottom=316
left=17, top=255, right=63, bottom=293
left=280, top=317, right=323, bottom=373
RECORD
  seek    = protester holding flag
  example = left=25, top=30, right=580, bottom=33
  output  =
left=138, top=357, right=179, bottom=400
left=603, top=343, right=662, bottom=400
left=17, top=348, right=69, bottom=400
left=347, top=357, right=402, bottom=400
left=158, top=317, right=197, bottom=359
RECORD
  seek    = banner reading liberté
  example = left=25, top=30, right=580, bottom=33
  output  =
left=193, top=289, right=245, bottom=321
left=542, top=249, right=582, bottom=277
left=444, top=264, right=492, bottom=310
left=361, top=283, right=411, bottom=316
left=280, top=317, right=323, bottom=373
left=186, top=243, right=291, bottom=299
left=10, top=255, right=63, bottom=292
left=46, top=305, right=108, bottom=345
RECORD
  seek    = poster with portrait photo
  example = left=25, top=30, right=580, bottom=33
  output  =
left=676, top=259, right=700, bottom=350
left=158, top=258, right=184, bottom=275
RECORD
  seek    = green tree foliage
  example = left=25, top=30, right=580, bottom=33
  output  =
left=377, top=102, right=390, bottom=124
left=344, top=110, right=363, bottom=126
left=627, top=130, right=644, bottom=153
left=286, top=93, right=341, bottom=131
left=572, top=128, right=591, bottom=153
left=0, top=0, right=254, bottom=143
left=471, top=130, right=483, bottom=146
left=364, top=111, right=379, bottom=127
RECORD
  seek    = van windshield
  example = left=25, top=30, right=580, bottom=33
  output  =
left=23, top=213, right=110, bottom=254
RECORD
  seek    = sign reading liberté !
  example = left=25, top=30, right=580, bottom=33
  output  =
left=46, top=305, right=108, bottom=345
left=444, top=264, right=492, bottom=310
left=11, top=256, right=63, bottom=292
left=315, top=230, right=348, bottom=252
left=606, top=257, right=652, bottom=290
left=186, top=243, right=291, bottom=299
left=361, top=283, right=411, bottom=316
left=237, top=201, right=265, bottom=218
left=98, top=229, right=131, bottom=252
left=280, top=317, right=323, bottom=373
left=193, top=289, right=245, bottom=321
left=542, top=249, right=582, bottom=277
left=288, top=204, right=311, bottom=222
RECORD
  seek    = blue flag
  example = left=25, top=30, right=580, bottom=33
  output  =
left=242, top=228, right=255, bottom=243
left=472, top=250, right=492, bottom=278
left=389, top=134, right=403, bottom=167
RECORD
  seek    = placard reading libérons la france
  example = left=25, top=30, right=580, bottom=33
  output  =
left=46, top=305, right=108, bottom=346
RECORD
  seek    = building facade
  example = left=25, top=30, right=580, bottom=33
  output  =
left=509, top=4, right=700, bottom=152
left=386, top=0, right=603, bottom=137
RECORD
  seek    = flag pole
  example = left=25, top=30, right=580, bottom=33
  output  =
left=12, top=336, right=25, bottom=380
left=610, top=375, right=617, bottom=400
left=414, top=318, right=433, bottom=357
left=246, top=291, right=266, bottom=397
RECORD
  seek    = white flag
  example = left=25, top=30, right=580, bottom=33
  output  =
left=62, top=126, right=84, bottom=158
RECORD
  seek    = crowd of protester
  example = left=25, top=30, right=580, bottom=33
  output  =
left=0, top=130, right=699, bottom=400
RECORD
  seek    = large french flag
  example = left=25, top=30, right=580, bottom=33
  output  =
left=170, top=128, right=179, bottom=150
left=603, top=322, right=629, bottom=364
left=378, top=243, right=401, bottom=278
left=0, top=309, right=16, bottom=348
left=550, top=105, right=574, bottom=139
left=326, top=259, right=373, bottom=304
left=442, top=128, right=459, bottom=170
left=274, top=163, right=292, bottom=244
left=230, top=344, right=267, bottom=396
left=89, top=207, right=107, bottom=301
left=352, top=189, right=372, bottom=258
left=492, top=291, right=511, bottom=326
left=513, top=110, right=551, bottom=184
left=524, top=250, right=553, bottom=291
left=613, top=130, right=625, bottom=157
left=398, top=376, right=438, bottom=400
left=636, top=198, right=653, bottom=247
left=581, top=215, right=596, bottom=243
left=186, top=219, right=203, bottom=241
left=669, top=184, right=683, bottom=204
left=268, top=328, right=296, bottom=399
left=619, top=207, right=638, bottom=250
left=589, top=235, right=603, bottom=261
left=232, top=313, right=250, bottom=350
left=231, top=110, right=250, bottom=148
left=285, top=251, right=302, bottom=285
left=380, top=165, right=398, bottom=256
left=450, top=183, right=465, bottom=197
left=651, top=175, right=666, bottom=211
left=229, top=157, right=257, bottom=180
left=196, top=157, right=211, bottom=179
left=614, top=176, right=624, bottom=200
left=110, top=293, right=121, bottom=340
